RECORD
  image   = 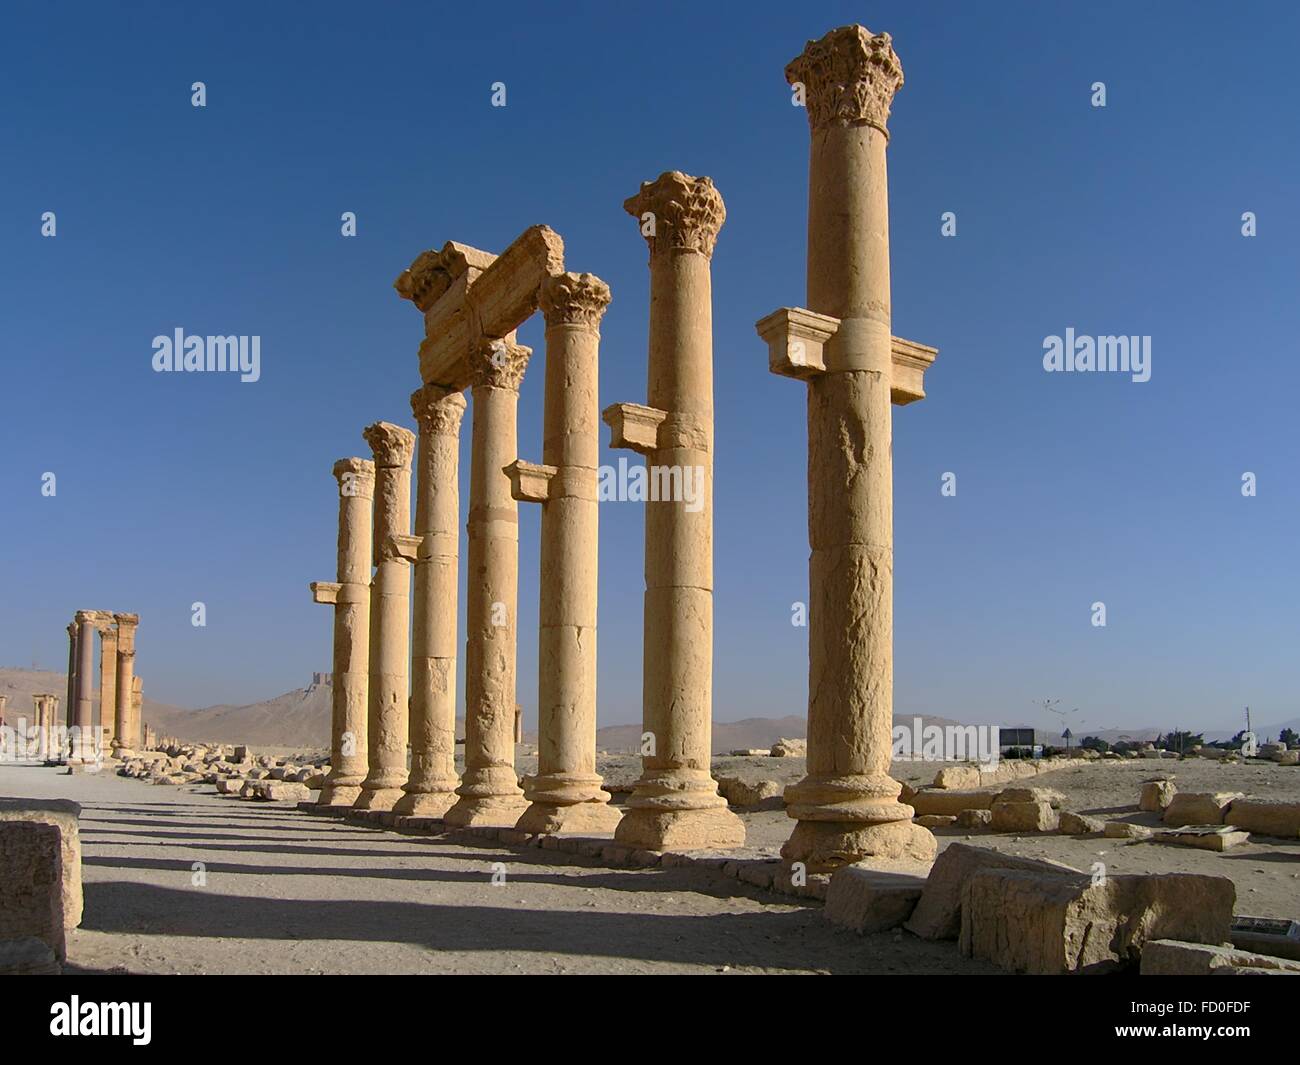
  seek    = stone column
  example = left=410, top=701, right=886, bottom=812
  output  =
left=132, top=676, right=143, bottom=747
left=604, top=172, right=744, bottom=851
left=394, top=386, right=467, bottom=818
left=313, top=458, right=375, bottom=806
left=444, top=341, right=531, bottom=827
left=354, top=422, right=416, bottom=812
left=71, top=611, right=97, bottom=763
left=771, top=25, right=935, bottom=870
left=31, top=696, right=47, bottom=760
left=97, top=622, right=118, bottom=754
left=513, top=273, right=620, bottom=835
left=0, top=694, right=6, bottom=729
left=64, top=622, right=77, bottom=737
left=112, top=613, right=139, bottom=755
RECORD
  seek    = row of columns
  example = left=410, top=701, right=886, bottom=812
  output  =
left=61, top=611, right=141, bottom=763
left=310, top=26, right=933, bottom=870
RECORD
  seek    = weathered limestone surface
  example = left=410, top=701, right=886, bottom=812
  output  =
left=354, top=423, right=416, bottom=812
left=905, top=842, right=1080, bottom=941
left=71, top=611, right=97, bottom=763
left=1153, top=825, right=1250, bottom=851
left=1224, top=799, right=1300, bottom=839
left=94, top=616, right=118, bottom=751
left=825, top=866, right=927, bottom=934
left=1139, top=778, right=1177, bottom=812
left=515, top=273, right=620, bottom=835
left=1141, top=939, right=1300, bottom=975
left=765, top=26, right=938, bottom=872
left=608, top=172, right=744, bottom=852
left=990, top=797, right=1059, bottom=833
left=316, top=458, right=375, bottom=807
left=959, top=870, right=1236, bottom=974
left=909, top=788, right=996, bottom=817
left=1163, top=791, right=1243, bottom=827
left=1058, top=810, right=1104, bottom=835
left=0, top=798, right=81, bottom=928
left=395, top=387, right=466, bottom=818
left=112, top=613, right=140, bottom=755
left=445, top=343, right=531, bottom=827
left=0, top=821, right=65, bottom=962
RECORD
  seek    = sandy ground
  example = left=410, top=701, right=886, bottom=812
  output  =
left=0, top=762, right=995, bottom=975
left=5, top=752, right=1296, bottom=974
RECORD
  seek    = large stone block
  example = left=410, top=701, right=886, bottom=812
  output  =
left=0, top=798, right=82, bottom=928
left=1162, top=792, right=1242, bottom=827
left=1139, top=779, right=1177, bottom=812
left=1141, top=939, right=1300, bottom=975
left=959, top=870, right=1235, bottom=974
left=904, top=843, right=1080, bottom=941
left=825, top=866, right=928, bottom=934
left=909, top=788, right=996, bottom=817
left=990, top=799, right=1058, bottom=833
left=1224, top=799, right=1300, bottom=839
left=0, top=936, right=61, bottom=975
left=0, top=822, right=65, bottom=962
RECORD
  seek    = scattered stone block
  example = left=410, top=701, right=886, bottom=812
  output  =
left=0, top=936, right=61, bottom=975
left=769, top=737, right=805, bottom=758
left=0, top=798, right=82, bottom=928
left=960, top=870, right=1234, bottom=974
left=955, top=808, right=992, bottom=829
left=933, top=766, right=981, bottom=789
left=910, top=788, right=996, bottom=817
left=1104, top=821, right=1153, bottom=840
left=1139, top=779, right=1177, bottom=812
left=905, top=843, right=1080, bottom=941
left=1224, top=799, right=1300, bottom=839
left=825, top=866, right=927, bottom=934
left=1231, top=916, right=1300, bottom=961
left=1276, top=750, right=1300, bottom=766
left=1141, top=939, right=1300, bottom=975
left=0, top=822, right=64, bottom=962
left=715, top=777, right=783, bottom=808
left=915, top=814, right=956, bottom=828
left=1058, top=811, right=1104, bottom=835
left=1162, top=791, right=1243, bottom=827
left=997, top=786, right=1066, bottom=809
left=1153, top=825, right=1249, bottom=851
left=990, top=799, right=1058, bottom=833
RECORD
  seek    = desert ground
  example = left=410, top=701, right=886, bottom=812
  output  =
left=4, top=748, right=1296, bottom=974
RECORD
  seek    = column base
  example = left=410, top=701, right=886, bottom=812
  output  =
left=352, top=786, right=405, bottom=812
left=391, top=787, right=459, bottom=818
left=614, top=805, right=746, bottom=851
left=318, top=782, right=363, bottom=807
left=515, top=798, right=622, bottom=836
left=781, top=818, right=936, bottom=873
left=443, top=793, right=529, bottom=828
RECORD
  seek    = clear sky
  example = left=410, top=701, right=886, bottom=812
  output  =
left=2, top=1, right=1296, bottom=736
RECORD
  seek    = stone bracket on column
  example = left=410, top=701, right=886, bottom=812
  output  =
left=504, top=460, right=557, bottom=504
left=601, top=402, right=668, bottom=455
left=384, top=533, right=422, bottom=564
left=310, top=581, right=341, bottom=606
left=756, top=305, right=939, bottom=404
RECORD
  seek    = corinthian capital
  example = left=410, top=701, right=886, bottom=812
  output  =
left=540, top=272, right=612, bottom=330
left=394, top=241, right=496, bottom=312
left=470, top=339, right=531, bottom=393
left=786, top=24, right=904, bottom=135
left=623, top=171, right=725, bottom=259
left=362, top=422, right=416, bottom=469
left=410, top=383, right=468, bottom=436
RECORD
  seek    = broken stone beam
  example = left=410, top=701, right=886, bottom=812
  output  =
left=409, top=226, right=565, bottom=390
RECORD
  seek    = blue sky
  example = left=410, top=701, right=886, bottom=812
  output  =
left=2, top=1, right=1296, bottom=736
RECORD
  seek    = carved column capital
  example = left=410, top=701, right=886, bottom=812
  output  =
left=540, top=272, right=612, bottom=330
left=785, top=24, right=904, bottom=135
left=363, top=421, right=416, bottom=469
left=410, top=383, right=468, bottom=437
left=332, top=457, right=376, bottom=497
left=470, top=339, right=532, bottom=393
left=623, top=171, right=726, bottom=259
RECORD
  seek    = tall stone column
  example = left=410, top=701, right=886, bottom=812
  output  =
left=132, top=676, right=143, bottom=747
left=605, top=171, right=744, bottom=851
left=97, top=622, right=118, bottom=753
left=64, top=622, right=77, bottom=736
left=394, top=386, right=466, bottom=818
left=354, top=422, right=416, bottom=812
left=112, top=613, right=139, bottom=755
left=71, top=611, right=97, bottom=763
left=313, top=458, right=375, bottom=806
left=32, top=696, right=47, bottom=760
left=770, top=25, right=935, bottom=870
left=514, top=274, right=620, bottom=835
left=445, top=341, right=531, bottom=827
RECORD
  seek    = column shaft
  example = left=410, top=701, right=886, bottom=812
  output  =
left=395, top=388, right=466, bottom=818
left=445, top=342, right=531, bottom=827
left=112, top=614, right=139, bottom=754
left=318, top=458, right=374, bottom=806
left=517, top=274, right=619, bottom=834
left=73, top=613, right=96, bottom=763
left=354, top=422, right=415, bottom=811
left=98, top=627, right=118, bottom=753
left=613, top=172, right=744, bottom=851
